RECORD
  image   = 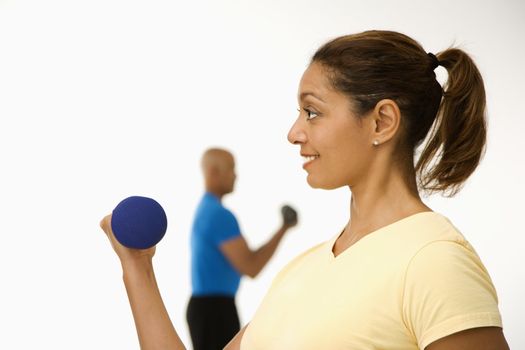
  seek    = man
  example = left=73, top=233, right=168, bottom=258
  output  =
left=186, top=148, right=297, bottom=350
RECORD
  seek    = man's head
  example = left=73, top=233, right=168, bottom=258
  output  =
left=201, top=148, right=236, bottom=197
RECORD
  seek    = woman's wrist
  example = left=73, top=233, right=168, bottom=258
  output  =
left=121, top=256, right=154, bottom=280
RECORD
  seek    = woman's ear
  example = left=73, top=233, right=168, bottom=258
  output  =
left=371, top=99, right=401, bottom=145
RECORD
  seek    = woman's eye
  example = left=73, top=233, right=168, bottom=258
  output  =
left=304, top=108, right=319, bottom=121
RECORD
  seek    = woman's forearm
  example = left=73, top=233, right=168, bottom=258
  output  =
left=122, top=258, right=186, bottom=350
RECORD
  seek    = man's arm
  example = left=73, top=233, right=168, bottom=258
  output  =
left=100, top=215, right=186, bottom=350
left=426, top=326, right=509, bottom=350
left=220, top=225, right=290, bottom=278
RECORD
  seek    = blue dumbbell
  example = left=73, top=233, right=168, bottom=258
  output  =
left=111, top=196, right=168, bottom=249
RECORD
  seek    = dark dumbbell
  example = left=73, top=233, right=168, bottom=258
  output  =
left=281, top=205, right=298, bottom=226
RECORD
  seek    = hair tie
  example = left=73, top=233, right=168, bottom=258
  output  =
left=427, top=52, right=440, bottom=70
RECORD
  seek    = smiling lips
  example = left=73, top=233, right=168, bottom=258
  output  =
left=302, top=154, right=320, bottom=168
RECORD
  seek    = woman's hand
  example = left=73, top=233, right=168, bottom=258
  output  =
left=99, top=214, right=156, bottom=264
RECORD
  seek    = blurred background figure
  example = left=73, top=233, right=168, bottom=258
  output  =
left=186, top=148, right=297, bottom=350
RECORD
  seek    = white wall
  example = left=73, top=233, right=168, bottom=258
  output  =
left=1, top=0, right=523, bottom=348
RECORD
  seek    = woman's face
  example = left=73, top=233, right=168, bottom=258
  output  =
left=288, top=62, right=376, bottom=189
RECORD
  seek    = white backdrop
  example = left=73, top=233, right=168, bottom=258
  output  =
left=1, top=0, right=523, bottom=348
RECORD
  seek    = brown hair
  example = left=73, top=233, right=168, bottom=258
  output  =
left=312, top=30, right=486, bottom=196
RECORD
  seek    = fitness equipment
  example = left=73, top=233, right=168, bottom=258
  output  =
left=111, top=196, right=168, bottom=249
left=281, top=205, right=298, bottom=226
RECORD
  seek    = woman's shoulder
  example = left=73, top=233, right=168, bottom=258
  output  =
left=402, top=213, right=496, bottom=300
left=394, top=211, right=470, bottom=252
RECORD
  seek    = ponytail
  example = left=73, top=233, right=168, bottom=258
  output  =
left=416, top=48, right=487, bottom=196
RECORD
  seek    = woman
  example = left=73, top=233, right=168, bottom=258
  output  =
left=100, top=30, right=509, bottom=349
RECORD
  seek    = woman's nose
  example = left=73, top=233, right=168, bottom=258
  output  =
left=287, top=117, right=307, bottom=145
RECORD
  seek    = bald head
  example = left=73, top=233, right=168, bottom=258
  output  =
left=201, top=148, right=236, bottom=197
left=201, top=148, right=234, bottom=172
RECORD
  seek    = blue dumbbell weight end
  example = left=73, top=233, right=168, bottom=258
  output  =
left=111, top=196, right=168, bottom=249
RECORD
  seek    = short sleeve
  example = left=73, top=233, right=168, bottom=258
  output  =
left=402, top=241, right=502, bottom=349
left=211, top=208, right=241, bottom=245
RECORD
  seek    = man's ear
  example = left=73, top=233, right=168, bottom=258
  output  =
left=371, top=99, right=401, bottom=145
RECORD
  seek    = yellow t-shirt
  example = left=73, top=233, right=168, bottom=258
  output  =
left=241, top=212, right=502, bottom=349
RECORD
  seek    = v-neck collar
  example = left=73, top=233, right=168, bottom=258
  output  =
left=328, top=211, right=438, bottom=261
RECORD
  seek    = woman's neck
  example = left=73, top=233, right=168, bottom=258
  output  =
left=333, top=167, right=431, bottom=256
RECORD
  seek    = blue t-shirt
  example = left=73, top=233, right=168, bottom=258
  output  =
left=190, top=192, right=242, bottom=296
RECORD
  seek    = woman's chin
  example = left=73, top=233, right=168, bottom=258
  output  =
left=306, top=174, right=342, bottom=190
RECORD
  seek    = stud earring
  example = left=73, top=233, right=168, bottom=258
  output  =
left=373, top=140, right=379, bottom=146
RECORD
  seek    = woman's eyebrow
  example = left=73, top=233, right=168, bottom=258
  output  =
left=299, top=92, right=325, bottom=103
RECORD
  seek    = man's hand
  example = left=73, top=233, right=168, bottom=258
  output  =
left=281, top=205, right=299, bottom=228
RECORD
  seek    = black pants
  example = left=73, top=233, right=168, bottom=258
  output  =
left=186, top=296, right=240, bottom=350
